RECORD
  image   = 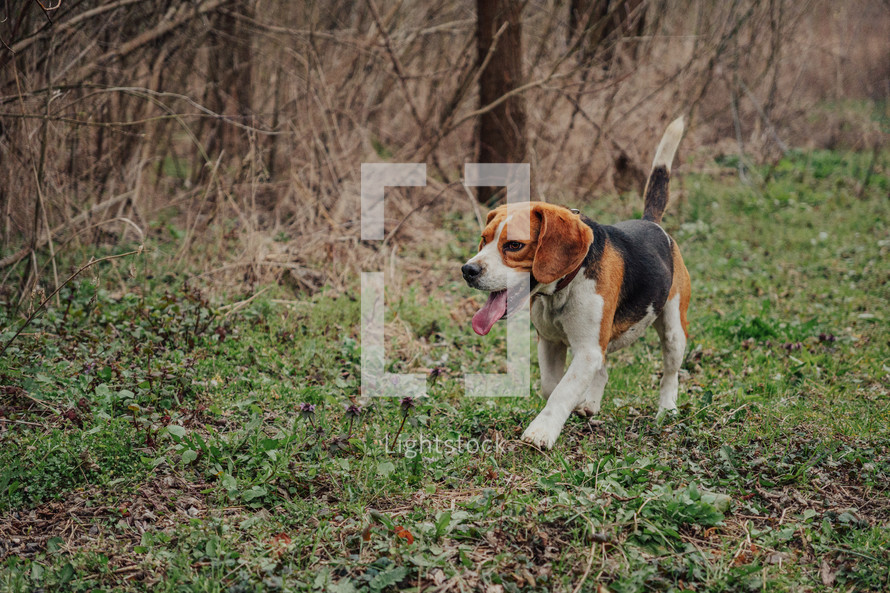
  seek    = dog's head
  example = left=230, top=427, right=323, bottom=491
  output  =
left=461, top=202, right=593, bottom=335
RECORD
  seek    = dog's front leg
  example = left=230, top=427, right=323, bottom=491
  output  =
left=538, top=337, right=567, bottom=400
left=522, top=344, right=602, bottom=449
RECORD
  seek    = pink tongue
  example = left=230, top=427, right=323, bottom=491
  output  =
left=472, top=290, right=508, bottom=336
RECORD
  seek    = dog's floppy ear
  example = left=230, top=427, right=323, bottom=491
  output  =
left=531, top=205, right=593, bottom=284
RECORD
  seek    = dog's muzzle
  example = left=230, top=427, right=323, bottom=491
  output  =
left=461, top=262, right=482, bottom=285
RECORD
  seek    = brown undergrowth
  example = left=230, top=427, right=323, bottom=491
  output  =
left=1, top=1, right=888, bottom=300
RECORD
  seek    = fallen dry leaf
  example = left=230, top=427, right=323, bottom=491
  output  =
left=820, top=559, right=836, bottom=587
left=394, top=525, right=414, bottom=544
left=268, top=532, right=292, bottom=557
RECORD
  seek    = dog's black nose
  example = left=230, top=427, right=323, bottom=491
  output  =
left=462, top=263, right=482, bottom=282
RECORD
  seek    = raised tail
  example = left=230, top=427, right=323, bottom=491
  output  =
left=642, top=116, right=685, bottom=224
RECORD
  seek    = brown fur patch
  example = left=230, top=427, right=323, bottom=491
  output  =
left=610, top=318, right=637, bottom=343
left=667, top=241, right=691, bottom=337
left=594, top=243, right=626, bottom=353
left=487, top=204, right=539, bottom=272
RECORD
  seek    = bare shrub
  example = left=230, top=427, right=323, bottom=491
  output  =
left=0, top=0, right=887, bottom=300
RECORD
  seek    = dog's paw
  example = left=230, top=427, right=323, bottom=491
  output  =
left=655, top=406, right=679, bottom=426
left=573, top=402, right=600, bottom=418
left=521, top=420, right=560, bottom=450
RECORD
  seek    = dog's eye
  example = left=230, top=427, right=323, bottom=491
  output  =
left=503, top=241, right=524, bottom=252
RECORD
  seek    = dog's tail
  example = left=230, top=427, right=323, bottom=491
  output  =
left=642, top=116, right=684, bottom=224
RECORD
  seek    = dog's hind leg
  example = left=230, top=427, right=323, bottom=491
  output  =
left=574, top=364, right=608, bottom=417
left=653, top=294, right=686, bottom=413
left=538, top=337, right=567, bottom=400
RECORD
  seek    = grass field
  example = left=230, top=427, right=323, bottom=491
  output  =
left=1, top=149, right=889, bottom=592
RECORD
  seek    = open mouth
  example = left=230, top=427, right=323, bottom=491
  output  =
left=471, top=282, right=532, bottom=336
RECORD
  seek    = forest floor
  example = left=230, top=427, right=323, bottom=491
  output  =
left=1, top=150, right=889, bottom=592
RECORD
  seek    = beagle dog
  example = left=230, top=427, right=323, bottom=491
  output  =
left=461, top=118, right=689, bottom=449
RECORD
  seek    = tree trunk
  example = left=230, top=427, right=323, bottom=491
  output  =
left=476, top=0, right=526, bottom=204
left=201, top=2, right=254, bottom=181
left=569, top=0, right=647, bottom=63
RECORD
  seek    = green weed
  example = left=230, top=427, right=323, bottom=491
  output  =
left=1, top=150, right=888, bottom=592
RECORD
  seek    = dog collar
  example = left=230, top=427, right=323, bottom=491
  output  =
left=554, top=263, right=583, bottom=292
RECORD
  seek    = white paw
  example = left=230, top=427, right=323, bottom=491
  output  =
left=655, top=406, right=678, bottom=425
left=521, top=419, right=560, bottom=450
left=573, top=402, right=601, bottom=418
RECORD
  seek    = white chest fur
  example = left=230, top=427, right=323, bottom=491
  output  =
left=530, top=279, right=604, bottom=347
left=531, top=294, right=570, bottom=345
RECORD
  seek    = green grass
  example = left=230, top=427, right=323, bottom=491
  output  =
left=1, top=149, right=889, bottom=592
